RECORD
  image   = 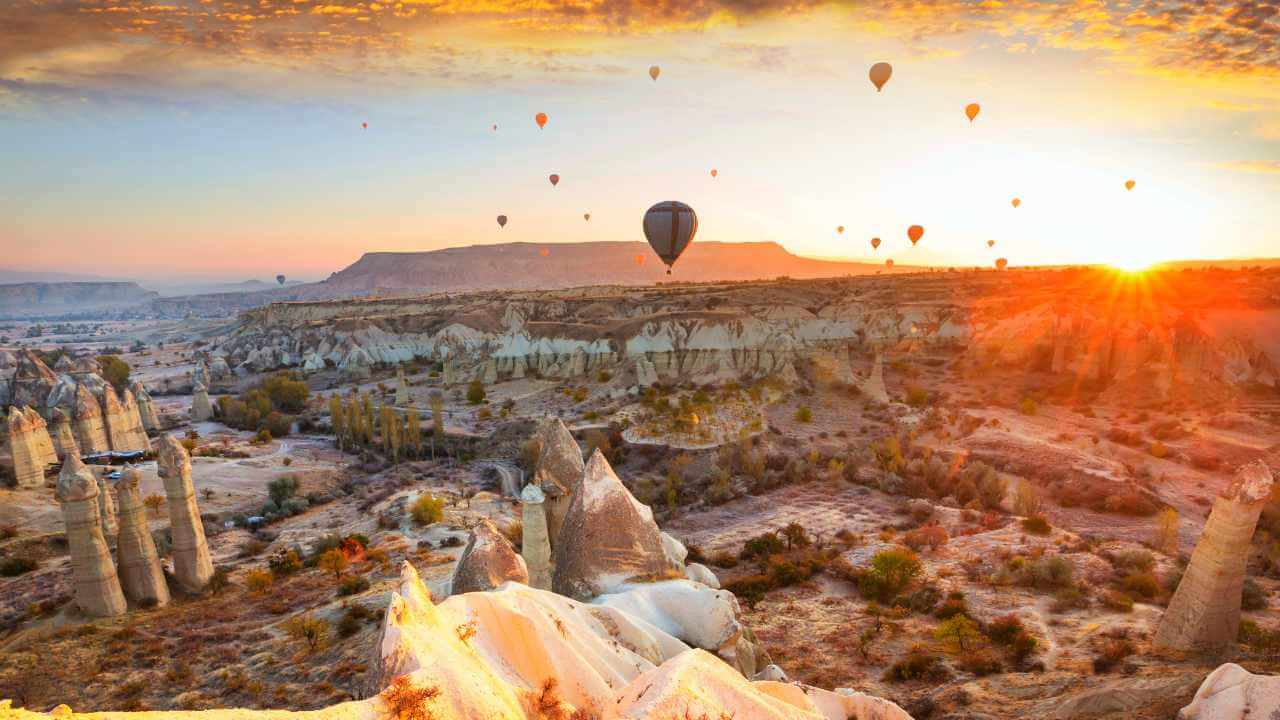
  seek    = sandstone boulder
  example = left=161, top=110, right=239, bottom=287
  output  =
left=1179, top=663, right=1280, bottom=720
left=532, top=417, right=584, bottom=547
left=449, top=519, right=529, bottom=595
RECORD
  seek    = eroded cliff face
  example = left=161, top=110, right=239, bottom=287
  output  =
left=216, top=268, right=1280, bottom=400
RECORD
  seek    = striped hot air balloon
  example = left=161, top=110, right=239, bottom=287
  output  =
left=643, top=201, right=698, bottom=275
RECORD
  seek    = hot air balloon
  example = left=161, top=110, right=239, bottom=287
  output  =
left=635, top=254, right=646, bottom=266
left=987, top=239, right=995, bottom=248
left=885, top=259, right=895, bottom=268
left=643, top=201, right=698, bottom=275
left=1011, top=198, right=1021, bottom=208
left=535, top=112, right=548, bottom=130
left=584, top=213, right=591, bottom=221
left=1125, top=179, right=1135, bottom=191
left=710, top=169, right=718, bottom=178
left=549, top=174, right=560, bottom=187
left=871, top=237, right=881, bottom=251
left=837, top=226, right=845, bottom=235
left=995, top=257, right=1008, bottom=270
left=492, top=123, right=497, bottom=131
left=907, top=225, right=924, bottom=246
left=869, top=62, right=892, bottom=92
left=540, top=248, right=550, bottom=257
left=361, top=122, right=368, bottom=130
left=497, top=215, right=508, bottom=228
left=965, top=103, right=980, bottom=122
left=276, top=274, right=286, bottom=286
left=649, top=65, right=661, bottom=81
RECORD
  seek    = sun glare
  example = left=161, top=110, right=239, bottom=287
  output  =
left=1108, top=258, right=1153, bottom=273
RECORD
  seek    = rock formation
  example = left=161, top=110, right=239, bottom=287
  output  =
left=481, top=357, right=498, bottom=384
left=118, top=388, right=152, bottom=450
left=449, top=519, right=529, bottom=595
left=48, top=408, right=79, bottom=461
left=131, top=381, right=161, bottom=432
left=1178, top=663, right=1280, bottom=720
left=157, top=435, right=214, bottom=592
left=531, top=418, right=584, bottom=547
left=97, top=471, right=118, bottom=538
left=55, top=454, right=127, bottom=617
left=114, top=467, right=171, bottom=607
left=520, top=483, right=552, bottom=590
left=5, top=406, right=52, bottom=488
left=72, top=384, right=110, bottom=455
left=192, top=359, right=210, bottom=390
left=635, top=357, right=659, bottom=388
left=1155, top=460, right=1275, bottom=654
left=552, top=450, right=684, bottom=600
left=101, top=384, right=149, bottom=452
left=9, top=349, right=59, bottom=414
left=395, top=366, right=410, bottom=405
left=23, top=407, right=58, bottom=467
left=856, top=350, right=889, bottom=403
left=209, top=355, right=231, bottom=380
left=190, top=380, right=213, bottom=423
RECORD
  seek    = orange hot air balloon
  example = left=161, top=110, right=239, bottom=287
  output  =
left=837, top=226, right=845, bottom=235
left=995, top=257, right=1008, bottom=270
left=871, top=237, right=881, bottom=251
left=584, top=213, right=591, bottom=221
left=539, top=248, right=550, bottom=257
left=496, top=215, right=507, bottom=228
left=965, top=103, right=980, bottom=122
left=1011, top=198, right=1021, bottom=208
left=535, top=112, right=548, bottom=130
left=869, top=62, right=892, bottom=92
left=549, top=174, right=560, bottom=187
left=491, top=123, right=497, bottom=131
left=907, top=225, right=924, bottom=246
left=987, top=239, right=995, bottom=248
left=649, top=65, right=661, bottom=81
left=1125, top=179, right=1135, bottom=191
left=885, top=259, right=895, bottom=268
left=361, top=122, right=368, bottom=129
left=635, top=254, right=646, bottom=266
left=710, top=168, right=718, bottom=178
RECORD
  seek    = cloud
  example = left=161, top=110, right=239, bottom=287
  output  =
left=1218, top=159, right=1280, bottom=173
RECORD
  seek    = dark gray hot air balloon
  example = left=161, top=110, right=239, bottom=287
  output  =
left=276, top=274, right=285, bottom=286
left=643, top=201, right=698, bottom=275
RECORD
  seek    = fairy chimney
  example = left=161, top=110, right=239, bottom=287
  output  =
left=72, top=384, right=110, bottom=455
left=531, top=418, right=584, bottom=548
left=56, top=455, right=127, bottom=617
left=97, top=470, right=118, bottom=538
left=520, top=483, right=552, bottom=590
left=23, top=407, right=58, bottom=467
left=131, top=381, right=161, bottom=432
left=118, top=388, right=151, bottom=452
left=115, top=467, right=170, bottom=607
left=48, top=408, right=79, bottom=461
left=157, top=435, right=214, bottom=592
left=5, top=407, right=51, bottom=488
left=190, top=380, right=213, bottom=423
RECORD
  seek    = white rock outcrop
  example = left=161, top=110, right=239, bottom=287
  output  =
left=1178, top=663, right=1280, bottom=720
left=449, top=519, right=529, bottom=595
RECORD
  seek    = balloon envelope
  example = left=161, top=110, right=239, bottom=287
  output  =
left=907, top=225, right=924, bottom=245
left=987, top=239, right=995, bottom=248
left=965, top=103, right=980, bottom=122
left=539, top=248, right=550, bottom=257
left=361, top=122, right=367, bottom=129
left=584, top=213, right=591, bottom=221
left=276, top=274, right=285, bottom=285
left=1125, top=179, right=1135, bottom=191
left=871, top=237, right=881, bottom=250
left=535, top=112, right=548, bottom=129
left=710, top=168, right=717, bottom=178
left=869, top=62, right=892, bottom=92
left=497, top=215, right=507, bottom=228
left=837, top=226, right=844, bottom=234
left=649, top=65, right=660, bottom=81
left=492, top=123, right=497, bottom=131
left=1011, top=198, right=1021, bottom=208
left=643, top=201, right=698, bottom=274
left=549, top=174, right=559, bottom=187
left=995, top=257, right=1008, bottom=270
left=885, top=259, right=895, bottom=268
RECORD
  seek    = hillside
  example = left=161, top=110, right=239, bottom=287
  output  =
left=321, top=241, right=899, bottom=292
left=0, top=281, right=159, bottom=318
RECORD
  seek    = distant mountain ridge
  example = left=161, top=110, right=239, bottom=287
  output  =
left=0, top=282, right=159, bottom=318
left=320, top=241, right=894, bottom=293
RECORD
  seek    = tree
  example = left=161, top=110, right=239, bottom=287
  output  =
left=268, top=475, right=299, bottom=506
left=782, top=522, right=810, bottom=550
left=261, top=372, right=309, bottom=413
left=403, top=405, right=422, bottom=460
left=1013, top=478, right=1042, bottom=517
left=934, top=615, right=983, bottom=652
left=97, top=355, right=131, bottom=392
left=859, top=547, right=922, bottom=602
left=381, top=675, right=440, bottom=720
left=410, top=494, right=445, bottom=525
left=1154, top=507, right=1179, bottom=555
left=317, top=548, right=349, bottom=579
left=329, top=396, right=346, bottom=450
left=429, top=393, right=445, bottom=461
left=282, top=614, right=329, bottom=652
left=143, top=494, right=166, bottom=517
left=466, top=380, right=486, bottom=405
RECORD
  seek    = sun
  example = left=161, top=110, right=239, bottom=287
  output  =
left=1108, top=258, right=1154, bottom=273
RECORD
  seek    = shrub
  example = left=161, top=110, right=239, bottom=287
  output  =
left=1019, top=397, right=1038, bottom=416
left=884, top=646, right=947, bottom=682
left=338, top=575, right=370, bottom=596
left=1242, top=578, right=1268, bottom=611
left=1021, top=516, right=1051, bottom=535
left=0, top=557, right=37, bottom=576
left=268, top=548, right=303, bottom=575
left=283, top=614, right=330, bottom=652
left=933, top=592, right=968, bottom=620
left=934, top=614, right=983, bottom=652
left=253, top=428, right=273, bottom=444
left=1100, top=590, right=1134, bottom=612
left=859, top=547, right=923, bottom=602
left=318, top=548, right=349, bottom=579
left=466, top=380, right=486, bottom=405
left=739, top=531, right=786, bottom=560
left=268, top=475, right=300, bottom=506
left=381, top=675, right=440, bottom=720
left=1018, top=555, right=1074, bottom=590
left=1149, top=440, right=1169, bottom=459
left=903, top=524, right=949, bottom=552
left=905, top=386, right=929, bottom=408
left=245, top=568, right=274, bottom=593
left=794, top=406, right=812, bottom=423
left=959, top=649, right=1003, bottom=676
left=98, top=355, right=131, bottom=392
left=261, top=373, right=310, bottom=413
left=410, top=494, right=445, bottom=525
left=1092, top=638, right=1134, bottom=673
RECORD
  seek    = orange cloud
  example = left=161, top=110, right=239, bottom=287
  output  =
left=1219, top=159, right=1280, bottom=174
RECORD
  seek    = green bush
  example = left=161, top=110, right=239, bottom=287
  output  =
left=411, top=494, right=445, bottom=525
left=98, top=355, right=131, bottom=392
left=0, top=557, right=37, bottom=577
left=466, top=380, right=486, bottom=405
left=261, top=373, right=310, bottom=413
left=338, top=575, right=371, bottom=596
left=268, top=476, right=300, bottom=506
left=859, top=547, right=923, bottom=602
left=794, top=406, right=812, bottom=423
left=1021, top=516, right=1051, bottom=535
left=884, top=646, right=946, bottom=682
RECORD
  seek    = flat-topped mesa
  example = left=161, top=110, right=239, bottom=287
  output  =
left=5, top=406, right=53, bottom=488
left=72, top=384, right=110, bottom=455
left=131, top=381, right=161, bottom=432
left=532, top=418, right=585, bottom=548
left=449, top=518, right=529, bottom=595
left=48, top=408, right=79, bottom=461
left=55, top=454, right=127, bottom=617
left=115, top=467, right=170, bottom=607
left=190, top=380, right=213, bottom=423
left=521, top=483, right=552, bottom=590
left=1156, top=460, right=1276, bottom=654
left=157, top=435, right=214, bottom=592
left=552, top=449, right=684, bottom=601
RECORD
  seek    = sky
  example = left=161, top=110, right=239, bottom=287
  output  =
left=2, top=0, right=1279, bottom=281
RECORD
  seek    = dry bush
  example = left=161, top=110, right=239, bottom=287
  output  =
left=381, top=675, right=441, bottom=720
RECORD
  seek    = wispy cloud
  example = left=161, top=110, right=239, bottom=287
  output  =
left=1218, top=159, right=1280, bottom=174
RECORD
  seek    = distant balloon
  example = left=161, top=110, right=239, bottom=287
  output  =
left=965, top=103, right=980, bottom=122
left=649, top=65, right=661, bottom=81
left=643, top=200, right=698, bottom=275
left=987, top=239, right=995, bottom=248
left=276, top=274, right=286, bottom=286
left=1011, top=198, right=1021, bottom=208
left=492, top=123, right=498, bottom=131
left=995, top=257, right=1008, bottom=270
left=635, top=254, right=646, bottom=266
left=885, top=258, right=895, bottom=268
left=837, top=226, right=845, bottom=235
left=584, top=213, right=591, bottom=221
left=871, top=237, right=881, bottom=251
left=535, top=112, right=548, bottom=130
left=496, top=215, right=508, bottom=228
left=549, top=173, right=560, bottom=187
left=361, top=122, right=368, bottom=129
left=1125, top=179, right=1136, bottom=191
left=710, top=168, right=718, bottom=178
left=907, top=225, right=924, bottom=246
left=540, top=248, right=550, bottom=257
left=869, top=62, right=893, bottom=92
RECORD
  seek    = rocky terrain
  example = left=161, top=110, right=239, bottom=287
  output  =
left=0, top=283, right=159, bottom=319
